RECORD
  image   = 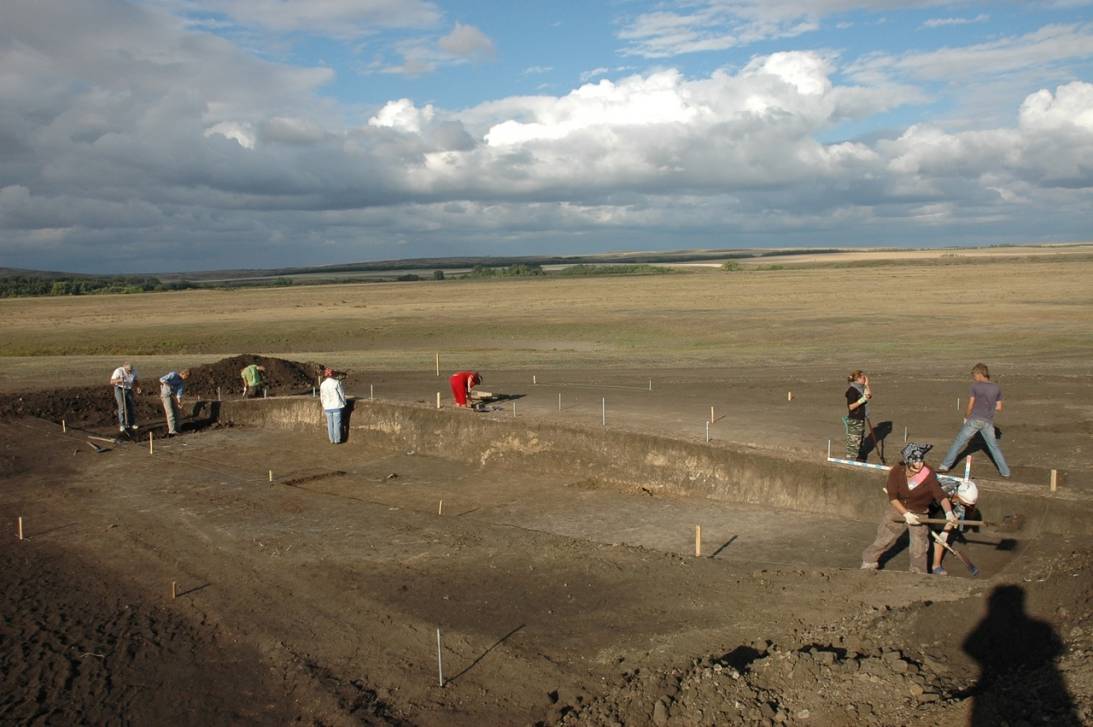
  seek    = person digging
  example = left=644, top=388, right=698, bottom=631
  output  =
left=930, top=479, right=979, bottom=576
left=861, top=442, right=956, bottom=574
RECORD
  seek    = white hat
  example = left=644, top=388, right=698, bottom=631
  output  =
left=957, top=480, right=978, bottom=505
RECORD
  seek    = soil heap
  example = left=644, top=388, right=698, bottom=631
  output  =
left=0, top=354, right=321, bottom=429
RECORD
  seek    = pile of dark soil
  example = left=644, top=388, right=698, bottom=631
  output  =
left=559, top=543, right=1093, bottom=727
left=0, top=355, right=321, bottom=429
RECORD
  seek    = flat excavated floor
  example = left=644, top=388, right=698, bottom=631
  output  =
left=1, top=416, right=1040, bottom=725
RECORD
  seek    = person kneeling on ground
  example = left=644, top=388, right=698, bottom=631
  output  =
left=320, top=368, right=347, bottom=444
left=930, top=479, right=978, bottom=576
left=159, top=369, right=190, bottom=436
left=862, top=442, right=956, bottom=574
left=240, top=363, right=267, bottom=399
left=449, top=370, right=482, bottom=407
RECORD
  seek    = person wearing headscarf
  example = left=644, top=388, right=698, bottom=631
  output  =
left=931, top=479, right=979, bottom=575
left=862, top=442, right=957, bottom=574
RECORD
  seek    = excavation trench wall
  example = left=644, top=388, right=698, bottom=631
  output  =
left=220, top=397, right=1092, bottom=536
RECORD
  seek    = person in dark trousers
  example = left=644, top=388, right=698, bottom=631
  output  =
left=843, top=369, right=872, bottom=460
left=861, top=442, right=956, bottom=574
left=938, top=363, right=1010, bottom=477
left=449, top=370, right=482, bottom=407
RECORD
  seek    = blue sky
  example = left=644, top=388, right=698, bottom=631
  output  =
left=2, top=0, right=1092, bottom=272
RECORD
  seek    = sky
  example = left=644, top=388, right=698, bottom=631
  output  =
left=2, top=1, right=1092, bottom=273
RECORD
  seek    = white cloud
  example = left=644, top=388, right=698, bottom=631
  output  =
left=204, top=121, right=256, bottom=148
left=3, top=0, right=1093, bottom=271
left=437, top=22, right=495, bottom=61
left=368, top=99, right=436, bottom=133
left=921, top=13, right=989, bottom=29
left=1019, top=81, right=1093, bottom=132
left=616, top=1, right=951, bottom=58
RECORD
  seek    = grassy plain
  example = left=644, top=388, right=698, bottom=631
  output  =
left=1, top=246, right=1092, bottom=391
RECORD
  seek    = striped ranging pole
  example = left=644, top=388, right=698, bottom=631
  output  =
left=826, top=455, right=892, bottom=472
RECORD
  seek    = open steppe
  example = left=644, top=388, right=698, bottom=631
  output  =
left=2, top=246, right=1092, bottom=726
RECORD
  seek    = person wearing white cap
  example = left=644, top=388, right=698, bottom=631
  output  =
left=931, top=479, right=979, bottom=576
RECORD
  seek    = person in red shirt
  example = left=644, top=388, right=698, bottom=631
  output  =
left=861, top=442, right=956, bottom=574
left=449, top=370, right=482, bottom=407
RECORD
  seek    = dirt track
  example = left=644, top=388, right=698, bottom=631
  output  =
left=2, top=366, right=1091, bottom=725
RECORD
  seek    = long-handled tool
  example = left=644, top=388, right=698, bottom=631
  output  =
left=930, top=529, right=979, bottom=576
left=917, top=515, right=1025, bottom=532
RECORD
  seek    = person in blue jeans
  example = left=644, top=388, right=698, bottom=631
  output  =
left=938, top=363, right=1010, bottom=478
left=319, top=367, right=347, bottom=444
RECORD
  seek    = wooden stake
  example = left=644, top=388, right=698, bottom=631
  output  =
left=787, top=391, right=793, bottom=401
left=436, top=392, right=441, bottom=409
left=268, top=469, right=273, bottom=482
left=370, top=383, right=374, bottom=400
left=435, top=353, right=440, bottom=377
left=1051, top=469, right=1058, bottom=492
left=601, top=398, right=606, bottom=427
left=438, top=500, right=443, bottom=515
left=533, top=375, right=537, bottom=385
left=171, top=581, right=177, bottom=599
left=17, top=516, right=24, bottom=541
left=436, top=628, right=445, bottom=687
left=956, top=397, right=960, bottom=412
left=148, top=432, right=154, bottom=454
left=217, top=386, right=221, bottom=401
left=827, top=439, right=832, bottom=459
left=903, top=426, right=908, bottom=443
left=61, top=419, right=66, bottom=433
left=695, top=525, right=701, bottom=557
left=649, top=379, right=652, bottom=391
left=312, top=386, right=316, bottom=397
left=512, top=401, right=517, bottom=417
left=705, top=420, right=710, bottom=443
left=558, top=392, right=562, bottom=411
left=710, top=405, right=715, bottom=423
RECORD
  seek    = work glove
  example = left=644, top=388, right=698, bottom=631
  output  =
left=945, top=511, right=959, bottom=526
left=903, top=511, right=921, bottom=526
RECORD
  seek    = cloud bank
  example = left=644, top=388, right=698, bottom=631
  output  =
left=1, top=0, right=1092, bottom=272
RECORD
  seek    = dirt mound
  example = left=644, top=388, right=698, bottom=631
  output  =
left=0, top=355, right=321, bottom=429
left=184, top=353, right=320, bottom=399
left=560, top=544, right=1093, bottom=727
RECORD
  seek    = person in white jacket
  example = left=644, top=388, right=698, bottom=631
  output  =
left=319, top=368, right=347, bottom=444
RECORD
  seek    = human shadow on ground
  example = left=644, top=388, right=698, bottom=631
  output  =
left=860, top=420, right=893, bottom=462
left=445, top=624, right=525, bottom=685
left=340, top=398, right=355, bottom=443
left=962, top=585, right=1080, bottom=726
left=185, top=400, right=221, bottom=433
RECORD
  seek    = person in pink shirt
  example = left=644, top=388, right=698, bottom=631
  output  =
left=861, top=442, right=956, bottom=574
